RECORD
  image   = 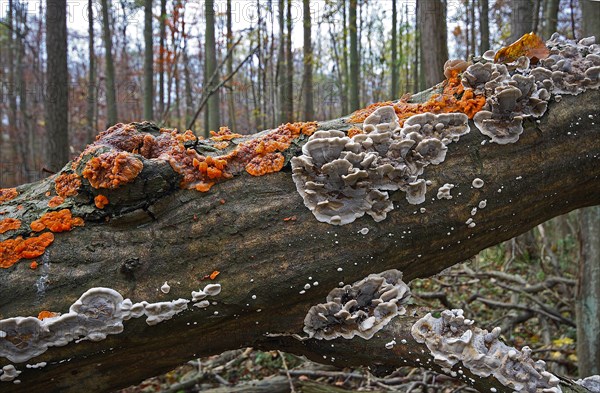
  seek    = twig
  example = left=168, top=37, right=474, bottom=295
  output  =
left=277, top=350, right=296, bottom=393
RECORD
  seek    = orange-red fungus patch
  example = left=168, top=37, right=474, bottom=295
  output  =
left=494, top=32, right=549, bottom=64
left=213, top=141, right=230, bottom=150
left=210, top=126, right=243, bottom=141
left=30, top=261, right=39, bottom=269
left=0, top=218, right=21, bottom=234
left=94, top=195, right=109, bottom=209
left=209, top=270, right=220, bottom=280
left=55, top=173, right=82, bottom=198
left=347, top=127, right=365, bottom=138
left=0, top=232, right=55, bottom=268
left=83, top=151, right=143, bottom=189
left=349, top=73, right=486, bottom=125
left=37, top=310, right=59, bottom=320
left=0, top=188, right=18, bottom=204
left=246, top=152, right=285, bottom=176
left=48, top=196, right=65, bottom=208
left=30, top=209, right=84, bottom=233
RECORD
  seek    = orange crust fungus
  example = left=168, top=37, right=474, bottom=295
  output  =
left=210, top=126, right=243, bottom=141
left=30, top=261, right=38, bottom=269
left=48, top=196, right=65, bottom=208
left=0, top=232, right=55, bottom=268
left=37, top=310, right=59, bottom=320
left=55, top=173, right=82, bottom=198
left=0, top=188, right=18, bottom=204
left=94, top=195, right=109, bottom=209
left=82, top=151, right=144, bottom=189
left=245, top=152, right=285, bottom=176
left=0, top=218, right=21, bottom=234
left=349, top=73, right=485, bottom=125
left=30, top=209, right=84, bottom=233
left=213, top=141, right=230, bottom=150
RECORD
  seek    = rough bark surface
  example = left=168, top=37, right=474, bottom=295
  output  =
left=0, top=89, right=598, bottom=392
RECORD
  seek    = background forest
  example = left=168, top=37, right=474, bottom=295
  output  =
left=1, top=1, right=599, bottom=392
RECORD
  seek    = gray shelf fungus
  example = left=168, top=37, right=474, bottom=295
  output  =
left=576, top=375, right=600, bottom=392
left=303, top=269, right=411, bottom=340
left=0, top=287, right=195, bottom=363
left=291, top=106, right=470, bottom=225
left=411, top=309, right=562, bottom=393
left=465, top=34, right=599, bottom=144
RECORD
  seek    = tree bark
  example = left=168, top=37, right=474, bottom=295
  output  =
left=158, top=0, right=167, bottom=121
left=302, top=0, right=314, bottom=120
left=45, top=0, right=69, bottom=172
left=100, top=0, right=118, bottom=126
left=510, top=0, right=534, bottom=43
left=226, top=0, right=237, bottom=131
left=480, top=0, right=490, bottom=54
left=204, top=0, right=221, bottom=135
left=86, top=0, right=97, bottom=143
left=391, top=0, right=398, bottom=99
left=543, top=0, right=560, bottom=39
left=581, top=0, right=600, bottom=40
left=0, top=86, right=598, bottom=392
left=418, top=0, right=448, bottom=86
left=285, top=0, right=294, bottom=121
left=349, top=0, right=359, bottom=111
left=143, top=0, right=154, bottom=121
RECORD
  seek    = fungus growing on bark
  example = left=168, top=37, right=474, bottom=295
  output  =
left=472, top=178, right=485, bottom=188
left=210, top=126, right=243, bottom=141
left=54, top=173, right=81, bottom=198
left=0, top=233, right=55, bottom=269
left=82, top=151, right=144, bottom=189
left=0, top=364, right=21, bottom=382
left=37, top=311, right=58, bottom=320
left=245, top=152, right=285, bottom=176
left=443, top=59, right=470, bottom=79
left=47, top=196, right=65, bottom=208
left=303, top=269, right=411, bottom=340
left=29, top=261, right=38, bottom=270
left=293, top=107, right=471, bottom=225
left=0, top=218, right=21, bottom=234
left=94, top=195, right=109, bottom=209
left=0, top=188, right=18, bottom=204
left=411, top=309, right=562, bottom=393
left=30, top=209, right=84, bottom=233
left=437, top=183, right=455, bottom=200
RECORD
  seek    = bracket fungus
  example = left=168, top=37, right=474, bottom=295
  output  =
left=467, top=34, right=599, bottom=144
left=292, top=107, right=470, bottom=225
left=303, top=269, right=411, bottom=340
left=411, top=309, right=562, bottom=393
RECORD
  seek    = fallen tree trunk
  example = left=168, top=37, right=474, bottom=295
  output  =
left=1, top=66, right=599, bottom=392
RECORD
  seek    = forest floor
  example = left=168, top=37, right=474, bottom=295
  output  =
left=117, top=214, right=579, bottom=393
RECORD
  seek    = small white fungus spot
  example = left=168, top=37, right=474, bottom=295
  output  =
left=251, top=295, right=257, bottom=300
left=471, top=207, right=477, bottom=216
left=478, top=200, right=487, bottom=209
left=337, top=267, right=343, bottom=272
left=385, top=339, right=396, bottom=349
left=359, top=227, right=369, bottom=235
left=304, top=283, right=311, bottom=290
left=160, top=281, right=171, bottom=294
left=472, top=178, right=484, bottom=188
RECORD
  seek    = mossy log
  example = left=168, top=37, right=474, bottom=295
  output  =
left=0, top=89, right=598, bottom=393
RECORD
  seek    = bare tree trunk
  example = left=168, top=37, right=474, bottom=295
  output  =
left=581, top=0, right=600, bottom=40
left=391, top=0, right=398, bottom=99
left=413, top=1, right=420, bottom=92
left=543, top=0, right=560, bottom=39
left=277, top=0, right=286, bottom=123
left=349, top=0, right=359, bottom=111
left=480, top=0, right=490, bottom=54
left=86, top=0, right=97, bottom=143
left=302, top=0, right=314, bottom=120
left=341, top=0, right=349, bottom=115
left=45, top=0, right=69, bottom=172
left=510, top=0, right=534, bottom=43
left=418, top=0, right=448, bottom=87
left=16, top=3, right=32, bottom=182
left=143, top=0, right=154, bottom=121
left=226, top=0, right=237, bottom=131
left=577, top=207, right=600, bottom=376
left=285, top=0, right=294, bottom=121
left=470, top=0, right=476, bottom=56
left=158, top=0, right=166, bottom=120
left=205, top=0, right=221, bottom=135
left=100, top=0, right=118, bottom=126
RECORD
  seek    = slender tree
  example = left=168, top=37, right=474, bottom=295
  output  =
left=302, top=0, right=314, bottom=120
left=391, top=0, right=398, bottom=99
left=349, top=0, right=359, bottom=111
left=576, top=0, right=600, bottom=377
left=143, top=0, right=154, bottom=120
left=543, top=0, right=560, bottom=39
left=341, top=0, right=349, bottom=115
left=86, top=0, right=97, bottom=142
left=480, top=0, right=490, bottom=54
left=277, top=0, right=287, bottom=123
left=100, top=0, right=118, bottom=125
left=158, top=0, right=166, bottom=120
left=226, top=0, right=237, bottom=131
left=418, top=0, right=448, bottom=86
left=204, top=0, right=220, bottom=135
left=45, top=0, right=69, bottom=172
left=285, top=0, right=294, bottom=121
left=510, top=0, right=534, bottom=42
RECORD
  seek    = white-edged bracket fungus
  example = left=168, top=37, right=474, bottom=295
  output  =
left=466, top=34, right=599, bottom=144
left=303, top=269, right=411, bottom=340
left=472, top=178, right=484, bottom=188
left=437, top=183, right=455, bottom=200
left=411, top=309, right=562, bottom=393
left=291, top=107, right=470, bottom=225
left=0, top=287, right=195, bottom=363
